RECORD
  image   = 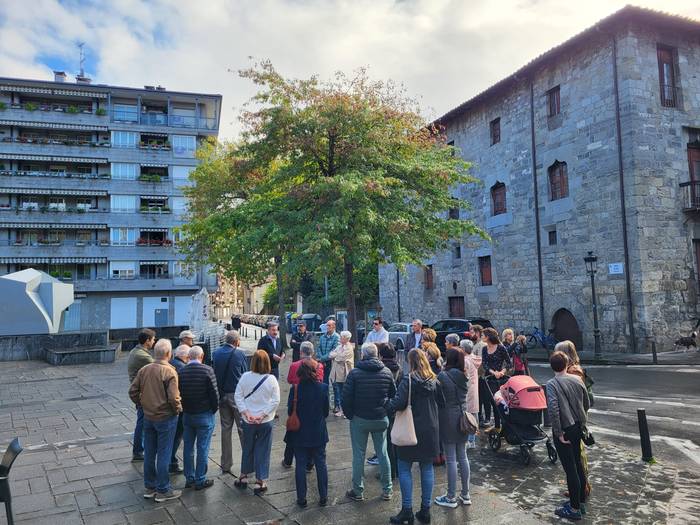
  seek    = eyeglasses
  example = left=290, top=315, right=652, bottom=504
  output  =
left=373, top=322, right=380, bottom=325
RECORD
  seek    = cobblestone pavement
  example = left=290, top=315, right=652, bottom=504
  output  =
left=0, top=333, right=697, bottom=524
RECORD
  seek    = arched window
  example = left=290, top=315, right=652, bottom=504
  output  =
left=490, top=182, right=506, bottom=216
left=548, top=161, right=569, bottom=201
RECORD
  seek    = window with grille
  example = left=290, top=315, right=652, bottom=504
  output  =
left=547, top=86, right=560, bottom=117
left=424, top=265, right=434, bottom=290
left=478, top=256, right=492, bottom=286
left=490, top=182, right=506, bottom=215
left=490, top=117, right=500, bottom=145
left=657, top=45, right=677, bottom=108
left=548, top=229, right=558, bottom=246
left=548, top=161, right=569, bottom=201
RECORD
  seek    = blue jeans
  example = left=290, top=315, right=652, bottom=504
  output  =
left=183, top=411, right=215, bottom=486
left=170, top=413, right=184, bottom=467
left=444, top=440, right=470, bottom=499
left=240, top=421, right=273, bottom=480
left=349, top=416, right=392, bottom=495
left=294, top=446, right=328, bottom=502
left=332, top=381, right=344, bottom=410
left=133, top=406, right=144, bottom=456
left=143, top=415, right=178, bottom=493
left=468, top=412, right=478, bottom=444
left=398, top=459, right=434, bottom=510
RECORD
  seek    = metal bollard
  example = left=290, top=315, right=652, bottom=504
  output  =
left=651, top=341, right=658, bottom=365
left=637, top=408, right=654, bottom=463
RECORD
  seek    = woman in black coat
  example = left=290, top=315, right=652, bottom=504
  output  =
left=286, top=360, right=329, bottom=508
left=435, top=348, right=471, bottom=508
left=386, top=349, right=440, bottom=525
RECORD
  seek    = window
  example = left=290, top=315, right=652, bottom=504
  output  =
left=172, top=135, right=196, bottom=158
left=548, top=229, right=558, bottom=246
left=548, top=161, right=569, bottom=201
left=111, top=163, right=138, bottom=180
left=76, top=198, right=94, bottom=210
left=113, top=103, right=138, bottom=122
left=110, top=195, right=137, bottom=212
left=172, top=197, right=188, bottom=214
left=454, top=243, right=461, bottom=259
left=448, top=296, right=465, bottom=318
left=657, top=45, right=677, bottom=108
left=478, top=256, right=492, bottom=286
left=424, top=265, right=434, bottom=290
left=76, top=230, right=91, bottom=243
left=489, top=117, right=500, bottom=145
left=172, top=166, right=193, bottom=180
left=48, top=197, right=65, bottom=211
left=110, top=261, right=136, bottom=279
left=20, top=197, right=38, bottom=210
left=111, top=131, right=137, bottom=148
left=490, top=182, right=506, bottom=215
left=111, top=228, right=137, bottom=246
left=547, top=86, right=560, bottom=117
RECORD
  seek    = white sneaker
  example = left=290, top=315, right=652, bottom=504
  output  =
left=459, top=494, right=472, bottom=506
left=435, top=494, right=458, bottom=508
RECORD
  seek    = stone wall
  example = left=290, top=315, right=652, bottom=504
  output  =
left=379, top=22, right=700, bottom=352
left=0, top=331, right=109, bottom=361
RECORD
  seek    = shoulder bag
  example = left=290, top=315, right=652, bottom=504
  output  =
left=445, top=372, right=478, bottom=435
left=554, top=377, right=595, bottom=447
left=391, top=375, right=418, bottom=447
left=286, top=384, right=301, bottom=432
left=244, top=375, right=269, bottom=400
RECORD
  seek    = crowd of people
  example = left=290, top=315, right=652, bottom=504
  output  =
left=125, top=318, right=593, bottom=522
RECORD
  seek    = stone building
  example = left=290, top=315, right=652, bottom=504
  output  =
left=379, top=6, right=700, bottom=353
left=0, top=73, right=221, bottom=331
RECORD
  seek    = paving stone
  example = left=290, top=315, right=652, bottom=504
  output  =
left=52, top=479, right=91, bottom=495
left=16, top=510, right=82, bottom=525
left=28, top=475, right=51, bottom=494
left=11, top=491, right=57, bottom=515
left=126, top=507, right=172, bottom=525
left=10, top=463, right=46, bottom=481
left=65, top=461, right=119, bottom=481
left=83, top=510, right=129, bottom=525
left=95, top=483, right=143, bottom=506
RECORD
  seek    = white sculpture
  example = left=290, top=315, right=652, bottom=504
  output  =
left=189, top=287, right=210, bottom=336
left=0, top=269, right=74, bottom=336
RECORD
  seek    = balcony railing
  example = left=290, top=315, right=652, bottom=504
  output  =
left=139, top=206, right=171, bottom=214
left=5, top=102, right=106, bottom=116
left=0, top=206, right=108, bottom=214
left=0, top=169, right=109, bottom=180
left=680, top=181, right=700, bottom=211
left=111, top=111, right=217, bottom=130
left=1, top=137, right=111, bottom=148
left=1, top=239, right=110, bottom=247
left=660, top=84, right=682, bottom=108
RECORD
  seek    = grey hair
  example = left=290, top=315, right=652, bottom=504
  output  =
left=188, top=345, right=204, bottom=361
left=445, top=333, right=461, bottom=347
left=300, top=341, right=315, bottom=357
left=340, top=330, right=352, bottom=340
left=361, top=342, right=378, bottom=359
left=225, top=330, right=240, bottom=345
left=153, top=338, right=172, bottom=360
left=413, top=319, right=423, bottom=327
left=175, top=345, right=190, bottom=360
left=460, top=339, right=474, bottom=354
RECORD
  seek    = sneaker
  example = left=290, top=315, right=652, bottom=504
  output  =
left=382, top=490, right=393, bottom=501
left=281, top=459, right=293, bottom=469
left=346, top=489, right=364, bottom=501
left=195, top=479, right=214, bottom=491
left=466, top=441, right=476, bottom=450
left=297, top=499, right=308, bottom=508
left=554, top=502, right=582, bottom=521
left=478, top=420, right=488, bottom=429
left=458, top=494, right=472, bottom=506
left=319, top=498, right=328, bottom=507
left=184, top=480, right=195, bottom=488
left=132, top=453, right=144, bottom=462
left=168, top=464, right=184, bottom=474
left=434, top=494, right=458, bottom=508
left=561, top=501, right=586, bottom=516
left=143, top=488, right=157, bottom=499
left=366, top=456, right=380, bottom=466
left=336, top=410, right=344, bottom=418
left=154, top=489, right=182, bottom=503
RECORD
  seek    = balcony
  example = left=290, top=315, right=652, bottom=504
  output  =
left=680, top=181, right=700, bottom=212
left=660, top=84, right=682, bottom=109
left=1, top=136, right=111, bottom=148
left=74, top=275, right=199, bottom=292
left=111, top=110, right=217, bottom=130
left=0, top=102, right=108, bottom=127
left=0, top=169, right=109, bottom=180
left=0, top=239, right=175, bottom=258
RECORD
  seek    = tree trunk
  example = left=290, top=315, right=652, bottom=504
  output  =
left=344, top=259, right=358, bottom=362
left=275, top=256, right=288, bottom=349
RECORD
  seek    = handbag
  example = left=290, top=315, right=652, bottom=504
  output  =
left=286, top=384, right=301, bottom=432
left=445, top=372, right=478, bottom=435
left=391, top=375, right=418, bottom=447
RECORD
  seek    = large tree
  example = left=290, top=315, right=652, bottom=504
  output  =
left=180, top=62, right=484, bottom=341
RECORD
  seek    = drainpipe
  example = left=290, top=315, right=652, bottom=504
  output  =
left=396, top=267, right=402, bottom=322
left=529, top=81, right=546, bottom=331
left=611, top=35, right=638, bottom=353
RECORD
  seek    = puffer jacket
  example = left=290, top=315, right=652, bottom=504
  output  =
left=437, top=368, right=469, bottom=444
left=342, top=358, right=396, bottom=420
left=387, top=373, right=440, bottom=462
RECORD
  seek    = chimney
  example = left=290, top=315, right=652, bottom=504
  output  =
left=75, top=74, right=91, bottom=85
left=156, top=85, right=166, bottom=91
left=144, top=85, right=155, bottom=91
left=54, top=71, right=67, bottom=83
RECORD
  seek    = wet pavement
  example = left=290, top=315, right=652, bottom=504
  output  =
left=0, top=331, right=698, bottom=524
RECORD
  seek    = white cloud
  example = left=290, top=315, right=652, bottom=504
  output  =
left=0, top=0, right=699, bottom=139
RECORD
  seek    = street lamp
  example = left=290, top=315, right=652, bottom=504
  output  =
left=584, top=251, right=602, bottom=359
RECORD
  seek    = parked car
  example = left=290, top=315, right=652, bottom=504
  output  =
left=430, top=317, right=494, bottom=353
left=386, top=322, right=413, bottom=350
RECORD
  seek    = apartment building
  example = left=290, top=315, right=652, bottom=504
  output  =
left=0, top=73, right=221, bottom=331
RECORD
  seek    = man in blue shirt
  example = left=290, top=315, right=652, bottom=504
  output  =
left=212, top=331, right=248, bottom=475
left=317, top=319, right=340, bottom=390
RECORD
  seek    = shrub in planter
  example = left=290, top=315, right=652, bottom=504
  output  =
left=66, top=105, right=79, bottom=114
left=0, top=102, right=6, bottom=110
left=95, top=107, right=107, bottom=116
left=24, top=102, right=38, bottom=111
left=49, top=270, right=60, bottom=278
left=62, top=271, right=72, bottom=279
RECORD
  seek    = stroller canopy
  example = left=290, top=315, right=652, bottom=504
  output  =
left=500, top=375, right=547, bottom=411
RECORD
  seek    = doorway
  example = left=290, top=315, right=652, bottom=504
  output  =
left=552, top=308, right=583, bottom=351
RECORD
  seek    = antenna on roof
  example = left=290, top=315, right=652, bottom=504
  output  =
left=77, top=42, right=86, bottom=77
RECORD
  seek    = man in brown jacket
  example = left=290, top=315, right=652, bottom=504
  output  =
left=129, top=338, right=182, bottom=502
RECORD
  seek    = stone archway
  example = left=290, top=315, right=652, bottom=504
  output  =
left=552, top=308, right=583, bottom=352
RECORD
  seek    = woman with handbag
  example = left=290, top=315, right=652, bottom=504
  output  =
left=435, top=347, right=472, bottom=508
left=233, top=350, right=280, bottom=495
left=386, top=349, right=440, bottom=525
left=546, top=351, right=591, bottom=521
left=329, top=331, right=354, bottom=417
left=286, top=360, right=329, bottom=508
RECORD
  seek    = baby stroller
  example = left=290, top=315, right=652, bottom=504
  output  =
left=486, top=375, right=557, bottom=466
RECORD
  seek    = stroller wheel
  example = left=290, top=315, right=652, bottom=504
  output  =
left=488, top=432, right=502, bottom=451
left=547, top=442, right=558, bottom=464
left=520, top=446, right=531, bottom=466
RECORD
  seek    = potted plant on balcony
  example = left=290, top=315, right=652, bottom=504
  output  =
left=99, top=239, right=110, bottom=246
left=24, top=102, right=38, bottom=111
left=0, top=102, right=6, bottom=111
left=140, top=205, right=149, bottom=213
left=136, top=237, right=148, bottom=246
left=139, top=140, right=146, bottom=148
left=163, top=239, right=172, bottom=247
left=62, top=271, right=72, bottom=280
left=66, top=105, right=79, bottom=114
left=95, top=107, right=107, bottom=116
left=150, top=238, right=163, bottom=246
left=49, top=270, right=60, bottom=278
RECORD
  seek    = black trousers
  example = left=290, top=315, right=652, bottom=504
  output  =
left=485, top=377, right=504, bottom=427
left=554, top=428, right=586, bottom=510
left=478, top=377, right=492, bottom=422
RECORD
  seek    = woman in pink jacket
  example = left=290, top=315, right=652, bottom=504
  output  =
left=460, top=339, right=481, bottom=449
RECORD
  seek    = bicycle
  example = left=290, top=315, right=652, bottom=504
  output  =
left=524, top=326, right=558, bottom=351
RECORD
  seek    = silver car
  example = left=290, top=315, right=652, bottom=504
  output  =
left=387, top=322, right=413, bottom=351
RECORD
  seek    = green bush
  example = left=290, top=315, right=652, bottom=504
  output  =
left=66, top=105, right=79, bottom=114
left=0, top=102, right=7, bottom=110
left=24, top=102, right=38, bottom=111
left=95, top=107, right=106, bottom=116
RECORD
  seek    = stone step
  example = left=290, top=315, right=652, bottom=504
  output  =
left=45, top=342, right=121, bottom=366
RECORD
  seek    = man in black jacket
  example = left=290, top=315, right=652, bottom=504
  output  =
left=179, top=346, right=219, bottom=490
left=290, top=321, right=312, bottom=362
left=342, top=342, right=397, bottom=502
left=257, top=321, right=285, bottom=379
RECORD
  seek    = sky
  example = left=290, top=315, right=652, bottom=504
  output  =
left=0, top=0, right=699, bottom=140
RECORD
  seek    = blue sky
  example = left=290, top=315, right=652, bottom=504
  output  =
left=1, top=0, right=699, bottom=139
